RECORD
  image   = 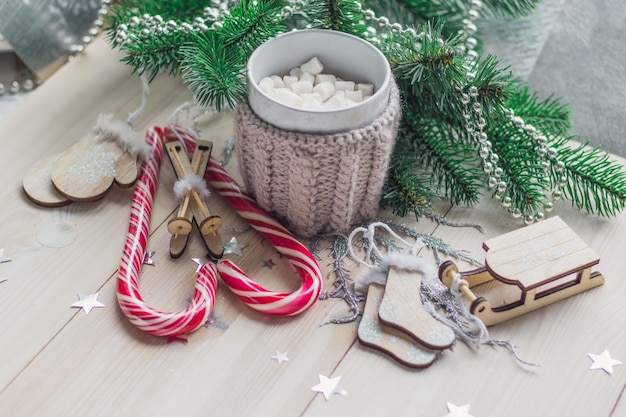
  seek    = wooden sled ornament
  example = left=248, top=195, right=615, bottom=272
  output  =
left=438, top=216, right=604, bottom=326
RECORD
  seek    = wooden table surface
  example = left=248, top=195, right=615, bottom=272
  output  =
left=1, top=38, right=625, bottom=417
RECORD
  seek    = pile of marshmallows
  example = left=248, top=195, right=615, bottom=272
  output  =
left=257, top=57, right=375, bottom=110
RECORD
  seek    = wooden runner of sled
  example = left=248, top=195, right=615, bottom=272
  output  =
left=439, top=216, right=604, bottom=326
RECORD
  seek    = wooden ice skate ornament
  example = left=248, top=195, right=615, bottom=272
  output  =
left=358, top=284, right=437, bottom=368
left=164, top=139, right=224, bottom=259
left=378, top=266, right=455, bottom=350
left=438, top=216, right=604, bottom=326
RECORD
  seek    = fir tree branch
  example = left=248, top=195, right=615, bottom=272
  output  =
left=401, top=110, right=484, bottom=206
left=489, top=119, right=550, bottom=215
left=553, top=142, right=626, bottom=217
left=180, top=1, right=286, bottom=111
left=464, top=54, right=514, bottom=113
left=116, top=31, right=194, bottom=81
left=305, top=0, right=368, bottom=36
left=218, top=0, right=286, bottom=55
left=383, top=159, right=437, bottom=218
left=381, top=23, right=463, bottom=95
left=105, top=1, right=213, bottom=80
left=180, top=31, right=247, bottom=111
left=505, top=85, right=571, bottom=134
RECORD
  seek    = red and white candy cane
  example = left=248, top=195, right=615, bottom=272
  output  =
left=164, top=126, right=323, bottom=316
left=116, top=127, right=217, bottom=337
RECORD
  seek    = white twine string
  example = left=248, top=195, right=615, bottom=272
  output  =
left=348, top=221, right=539, bottom=366
left=126, top=73, right=150, bottom=127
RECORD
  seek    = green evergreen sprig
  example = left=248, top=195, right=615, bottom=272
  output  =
left=105, top=0, right=626, bottom=222
left=555, top=142, right=626, bottom=217
left=381, top=24, right=465, bottom=102
left=180, top=1, right=286, bottom=110
left=180, top=31, right=247, bottom=111
left=304, top=0, right=368, bottom=36
left=105, top=1, right=212, bottom=80
left=217, top=0, right=286, bottom=55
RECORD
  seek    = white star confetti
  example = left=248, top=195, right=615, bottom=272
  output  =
left=311, top=374, right=347, bottom=401
left=223, top=237, right=247, bottom=256
left=192, top=258, right=204, bottom=272
left=71, top=292, right=105, bottom=315
left=445, top=403, right=474, bottom=417
left=588, top=350, right=622, bottom=375
left=143, top=251, right=156, bottom=266
left=0, top=249, right=11, bottom=263
left=272, top=351, right=289, bottom=364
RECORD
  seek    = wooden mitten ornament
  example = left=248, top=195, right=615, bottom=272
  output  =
left=50, top=114, right=149, bottom=202
left=438, top=216, right=604, bottom=326
left=358, top=284, right=437, bottom=368
left=378, top=266, right=455, bottom=350
left=22, top=152, right=71, bottom=207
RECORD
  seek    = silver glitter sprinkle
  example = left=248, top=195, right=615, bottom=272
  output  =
left=67, top=145, right=119, bottom=184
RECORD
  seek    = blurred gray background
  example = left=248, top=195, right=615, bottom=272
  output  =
left=481, top=0, right=626, bottom=156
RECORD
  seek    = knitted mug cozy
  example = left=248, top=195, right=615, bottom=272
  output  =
left=234, top=79, right=401, bottom=237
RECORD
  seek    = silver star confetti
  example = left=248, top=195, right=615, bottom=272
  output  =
left=71, top=292, right=105, bottom=315
left=223, top=237, right=247, bottom=256
left=0, top=278, right=7, bottom=284
left=311, top=374, right=347, bottom=401
left=272, top=351, right=289, bottom=364
left=192, top=258, right=204, bottom=272
left=0, top=249, right=11, bottom=263
left=445, top=403, right=474, bottom=417
left=143, top=251, right=156, bottom=266
left=588, top=350, right=622, bottom=375
left=262, top=258, right=276, bottom=269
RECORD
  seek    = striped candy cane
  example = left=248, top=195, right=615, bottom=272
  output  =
left=116, top=127, right=217, bottom=337
left=164, top=126, right=323, bottom=316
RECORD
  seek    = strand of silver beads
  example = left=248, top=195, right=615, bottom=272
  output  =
left=110, top=0, right=236, bottom=46
left=446, top=0, right=567, bottom=224
left=356, top=1, right=568, bottom=224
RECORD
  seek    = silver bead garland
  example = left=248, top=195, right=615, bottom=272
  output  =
left=110, top=0, right=236, bottom=47
left=107, top=0, right=572, bottom=224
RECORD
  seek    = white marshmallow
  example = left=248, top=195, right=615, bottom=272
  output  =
left=275, top=88, right=303, bottom=108
left=260, top=84, right=275, bottom=97
left=259, top=77, right=274, bottom=90
left=326, top=94, right=347, bottom=109
left=300, top=71, right=315, bottom=84
left=271, top=75, right=285, bottom=88
left=283, top=75, right=298, bottom=88
left=335, top=80, right=355, bottom=91
left=300, top=56, right=324, bottom=75
left=357, top=83, right=374, bottom=96
left=313, top=81, right=335, bottom=101
left=291, top=80, right=314, bottom=95
left=301, top=93, right=323, bottom=109
left=259, top=57, right=374, bottom=111
left=315, top=73, right=337, bottom=85
left=345, top=89, right=363, bottom=102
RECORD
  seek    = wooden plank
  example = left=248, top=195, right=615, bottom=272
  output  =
left=0, top=34, right=625, bottom=417
left=0, top=37, right=192, bottom=390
